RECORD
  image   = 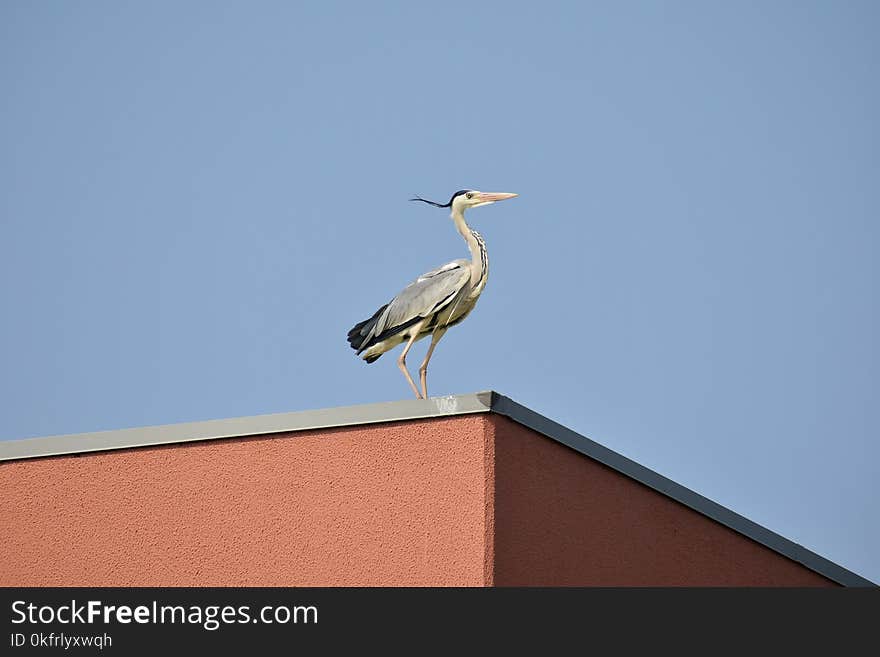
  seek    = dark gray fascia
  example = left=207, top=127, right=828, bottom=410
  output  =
left=487, top=392, right=876, bottom=588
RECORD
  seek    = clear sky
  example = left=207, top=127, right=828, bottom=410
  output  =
left=2, top=2, right=877, bottom=583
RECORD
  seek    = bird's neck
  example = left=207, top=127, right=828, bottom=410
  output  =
left=451, top=208, right=488, bottom=291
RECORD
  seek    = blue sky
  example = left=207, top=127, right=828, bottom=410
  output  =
left=2, top=2, right=877, bottom=583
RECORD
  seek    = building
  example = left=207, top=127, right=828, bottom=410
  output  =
left=0, top=392, right=872, bottom=586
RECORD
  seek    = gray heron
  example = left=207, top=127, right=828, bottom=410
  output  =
left=347, top=189, right=518, bottom=399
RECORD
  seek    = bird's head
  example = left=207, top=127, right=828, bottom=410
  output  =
left=410, top=189, right=518, bottom=213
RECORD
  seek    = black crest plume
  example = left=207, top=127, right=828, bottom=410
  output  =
left=409, top=190, right=471, bottom=208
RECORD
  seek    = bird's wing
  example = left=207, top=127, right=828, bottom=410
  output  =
left=371, top=260, right=471, bottom=337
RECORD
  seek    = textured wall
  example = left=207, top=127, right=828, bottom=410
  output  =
left=0, top=416, right=494, bottom=586
left=489, top=415, right=835, bottom=586
left=1, top=412, right=837, bottom=586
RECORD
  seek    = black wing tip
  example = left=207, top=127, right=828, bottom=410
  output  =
left=347, top=303, right=390, bottom=352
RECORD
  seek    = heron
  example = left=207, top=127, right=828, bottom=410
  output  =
left=347, top=189, right=518, bottom=399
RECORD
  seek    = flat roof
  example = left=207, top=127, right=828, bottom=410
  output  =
left=1, top=390, right=874, bottom=587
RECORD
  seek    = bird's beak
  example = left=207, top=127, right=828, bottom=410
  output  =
left=473, top=192, right=518, bottom=207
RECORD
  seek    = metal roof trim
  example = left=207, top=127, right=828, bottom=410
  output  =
left=488, top=392, right=875, bottom=587
left=0, top=392, right=494, bottom=462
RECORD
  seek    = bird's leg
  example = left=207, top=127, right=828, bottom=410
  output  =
left=419, top=328, right=447, bottom=399
left=397, top=331, right=423, bottom=399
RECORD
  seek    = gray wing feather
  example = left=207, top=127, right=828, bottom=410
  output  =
left=372, top=260, right=470, bottom=337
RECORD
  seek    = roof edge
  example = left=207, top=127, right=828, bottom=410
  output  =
left=488, top=392, right=876, bottom=588
left=0, top=392, right=494, bottom=462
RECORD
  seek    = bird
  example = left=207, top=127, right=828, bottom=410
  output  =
left=347, top=189, right=518, bottom=399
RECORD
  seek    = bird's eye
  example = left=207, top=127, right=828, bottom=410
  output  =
left=466, top=193, right=473, bottom=199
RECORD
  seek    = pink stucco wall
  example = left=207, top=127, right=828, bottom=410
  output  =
left=0, top=413, right=835, bottom=586
left=488, top=415, right=834, bottom=586
left=0, top=417, right=494, bottom=586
